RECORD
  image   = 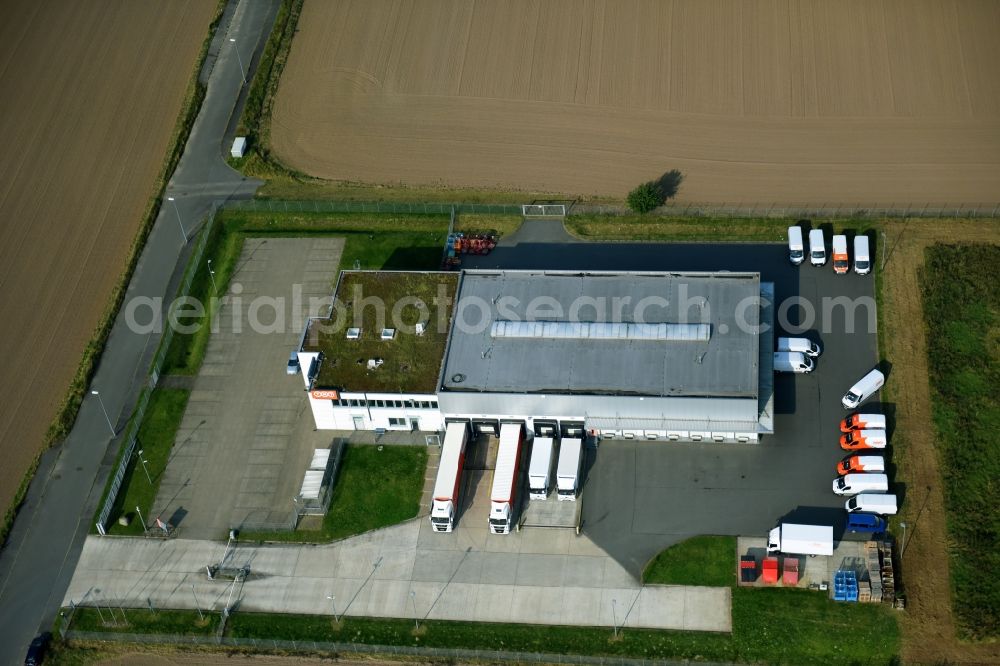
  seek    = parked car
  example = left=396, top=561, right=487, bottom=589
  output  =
left=846, top=512, right=887, bottom=533
left=832, top=472, right=888, bottom=496
left=840, top=429, right=888, bottom=451
left=840, top=412, right=886, bottom=432
left=787, top=226, right=804, bottom=265
left=777, top=336, right=821, bottom=357
left=773, top=351, right=814, bottom=373
left=809, top=229, right=826, bottom=266
left=841, top=368, right=885, bottom=409
left=846, top=493, right=897, bottom=515
left=286, top=351, right=300, bottom=375
left=24, top=633, right=51, bottom=666
left=837, top=454, right=885, bottom=475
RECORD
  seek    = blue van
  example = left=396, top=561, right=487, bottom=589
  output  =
left=846, top=512, right=887, bottom=533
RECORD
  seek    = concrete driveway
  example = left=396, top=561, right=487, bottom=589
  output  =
left=153, top=238, right=343, bottom=539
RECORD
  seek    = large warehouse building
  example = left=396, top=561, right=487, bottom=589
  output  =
left=297, top=269, right=774, bottom=443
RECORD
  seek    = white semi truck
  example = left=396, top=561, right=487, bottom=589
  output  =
left=429, top=422, right=469, bottom=533
left=556, top=437, right=583, bottom=501
left=767, top=523, right=834, bottom=556
left=489, top=423, right=524, bottom=534
left=528, top=436, right=555, bottom=500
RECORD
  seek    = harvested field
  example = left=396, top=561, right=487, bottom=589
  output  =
left=0, top=2, right=217, bottom=520
left=272, top=0, right=1000, bottom=203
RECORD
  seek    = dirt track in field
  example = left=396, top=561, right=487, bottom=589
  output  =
left=0, top=1, right=216, bottom=520
left=878, top=221, right=999, bottom=664
left=272, top=0, right=1000, bottom=204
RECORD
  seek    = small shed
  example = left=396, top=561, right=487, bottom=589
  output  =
left=230, top=136, right=247, bottom=158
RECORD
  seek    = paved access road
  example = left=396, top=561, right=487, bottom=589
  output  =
left=0, top=0, right=278, bottom=660
left=65, top=524, right=731, bottom=632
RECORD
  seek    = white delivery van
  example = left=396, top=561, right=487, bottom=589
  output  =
left=842, top=369, right=885, bottom=409
left=527, top=437, right=555, bottom=500
left=832, top=234, right=849, bottom=274
left=787, top=226, right=804, bottom=265
left=556, top=438, right=583, bottom=500
left=777, top=336, right=822, bottom=357
left=854, top=236, right=871, bottom=275
left=809, top=229, right=826, bottom=266
left=832, top=473, right=889, bottom=495
left=846, top=493, right=897, bottom=515
left=840, top=413, right=886, bottom=432
left=773, top=351, right=814, bottom=373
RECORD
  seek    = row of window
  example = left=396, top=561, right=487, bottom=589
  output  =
left=335, top=397, right=439, bottom=410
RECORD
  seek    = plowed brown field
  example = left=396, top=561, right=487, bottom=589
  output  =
left=0, top=1, right=217, bottom=519
left=272, top=0, right=1000, bottom=203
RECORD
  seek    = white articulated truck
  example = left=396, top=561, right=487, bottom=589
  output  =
left=489, top=423, right=524, bottom=534
left=429, top=422, right=469, bottom=533
left=556, top=437, right=583, bottom=501
left=767, top=523, right=834, bottom=556
left=528, top=436, right=555, bottom=500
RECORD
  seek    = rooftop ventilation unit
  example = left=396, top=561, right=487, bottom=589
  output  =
left=415, top=322, right=426, bottom=336
left=367, top=358, right=384, bottom=370
left=490, top=320, right=710, bottom=342
left=380, top=328, right=396, bottom=340
left=346, top=328, right=361, bottom=340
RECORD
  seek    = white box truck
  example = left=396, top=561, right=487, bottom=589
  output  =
left=528, top=436, right=555, bottom=500
left=767, top=523, right=834, bottom=556
left=489, top=423, right=524, bottom=534
left=430, top=422, right=469, bottom=533
left=556, top=437, right=583, bottom=501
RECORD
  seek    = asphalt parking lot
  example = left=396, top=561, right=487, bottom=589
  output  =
left=467, top=221, right=881, bottom=576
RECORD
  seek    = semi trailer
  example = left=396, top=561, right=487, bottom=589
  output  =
left=489, top=422, right=524, bottom=534
left=429, top=422, right=469, bottom=533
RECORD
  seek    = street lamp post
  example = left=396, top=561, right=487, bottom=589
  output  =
left=229, top=38, right=246, bottom=84
left=135, top=506, right=147, bottom=533
left=166, top=196, right=187, bottom=243
left=900, top=521, right=908, bottom=556
left=90, top=390, right=115, bottom=436
left=191, top=584, right=204, bottom=621
left=611, top=598, right=618, bottom=638
left=207, top=259, right=218, bottom=295
left=410, top=590, right=419, bottom=630
left=327, top=595, right=339, bottom=623
left=136, top=450, right=152, bottom=484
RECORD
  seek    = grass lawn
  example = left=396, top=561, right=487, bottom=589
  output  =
left=454, top=212, right=523, bottom=238
left=241, top=444, right=426, bottom=543
left=309, top=272, right=458, bottom=393
left=565, top=214, right=880, bottom=243
left=103, top=389, right=190, bottom=535
left=643, top=535, right=737, bottom=587
left=69, top=607, right=219, bottom=635
left=919, top=243, right=1000, bottom=639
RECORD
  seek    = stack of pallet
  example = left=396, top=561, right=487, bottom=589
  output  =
left=858, top=580, right=872, bottom=603
left=878, top=540, right=896, bottom=604
left=866, top=542, right=883, bottom=603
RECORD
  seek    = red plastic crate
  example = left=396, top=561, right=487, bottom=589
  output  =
left=762, top=557, right=779, bottom=584
left=783, top=558, right=800, bottom=585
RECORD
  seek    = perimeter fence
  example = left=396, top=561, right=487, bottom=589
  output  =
left=63, top=630, right=732, bottom=666
left=224, top=199, right=524, bottom=216
left=94, top=204, right=220, bottom=535
left=224, top=198, right=1000, bottom=219
left=571, top=201, right=1000, bottom=219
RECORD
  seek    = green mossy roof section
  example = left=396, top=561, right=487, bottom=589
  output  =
left=307, top=271, right=458, bottom=394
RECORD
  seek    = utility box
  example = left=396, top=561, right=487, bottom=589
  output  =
left=231, top=136, right=247, bottom=158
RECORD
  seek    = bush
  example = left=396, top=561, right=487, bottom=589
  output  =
left=626, top=169, right=683, bottom=214
left=627, top=182, right=662, bottom=213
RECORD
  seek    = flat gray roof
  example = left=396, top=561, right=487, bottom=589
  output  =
left=441, top=270, right=760, bottom=397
